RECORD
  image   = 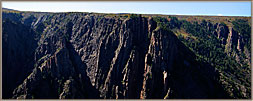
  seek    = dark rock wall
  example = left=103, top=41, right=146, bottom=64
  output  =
left=3, top=12, right=246, bottom=99
left=2, top=19, right=38, bottom=98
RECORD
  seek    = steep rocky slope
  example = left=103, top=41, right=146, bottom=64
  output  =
left=2, top=18, right=38, bottom=98
left=171, top=17, right=251, bottom=98
left=2, top=9, right=251, bottom=99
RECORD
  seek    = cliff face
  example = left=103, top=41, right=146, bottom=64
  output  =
left=211, top=22, right=250, bottom=65
left=2, top=19, right=38, bottom=98
left=2, top=10, right=250, bottom=99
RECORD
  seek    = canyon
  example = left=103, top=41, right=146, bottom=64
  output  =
left=2, top=8, right=251, bottom=99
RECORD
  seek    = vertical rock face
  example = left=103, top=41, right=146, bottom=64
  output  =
left=2, top=19, right=38, bottom=99
left=212, top=22, right=250, bottom=65
left=225, top=27, right=237, bottom=54
left=11, top=18, right=99, bottom=99
left=2, top=10, right=250, bottom=99
left=215, top=23, right=229, bottom=44
left=140, top=27, right=228, bottom=99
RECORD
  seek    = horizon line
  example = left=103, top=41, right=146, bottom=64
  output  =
left=2, top=7, right=251, bottom=17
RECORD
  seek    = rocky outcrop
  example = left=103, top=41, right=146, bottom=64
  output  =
left=2, top=19, right=38, bottom=99
left=3, top=10, right=248, bottom=99
left=211, top=22, right=250, bottom=65
left=225, top=27, right=238, bottom=54
left=11, top=20, right=99, bottom=99
left=140, top=26, right=228, bottom=99
left=215, top=23, right=229, bottom=44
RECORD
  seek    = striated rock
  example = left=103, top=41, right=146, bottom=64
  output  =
left=213, top=23, right=250, bottom=66
left=2, top=10, right=249, bottom=99
left=140, top=27, right=228, bottom=99
left=214, top=23, right=229, bottom=44
left=2, top=19, right=38, bottom=99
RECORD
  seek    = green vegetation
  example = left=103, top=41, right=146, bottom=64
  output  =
left=153, top=15, right=250, bottom=98
left=153, top=16, right=182, bottom=30
left=175, top=18, right=250, bottom=98
left=232, top=19, right=251, bottom=53
left=153, top=16, right=169, bottom=30
left=97, top=16, right=104, bottom=22
left=121, top=80, right=125, bottom=84
left=128, top=14, right=139, bottom=19
left=149, top=72, right=152, bottom=79
left=56, top=47, right=62, bottom=53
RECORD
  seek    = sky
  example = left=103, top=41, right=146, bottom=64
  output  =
left=2, top=1, right=251, bottom=16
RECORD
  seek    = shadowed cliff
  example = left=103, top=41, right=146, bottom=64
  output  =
left=2, top=9, right=251, bottom=99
